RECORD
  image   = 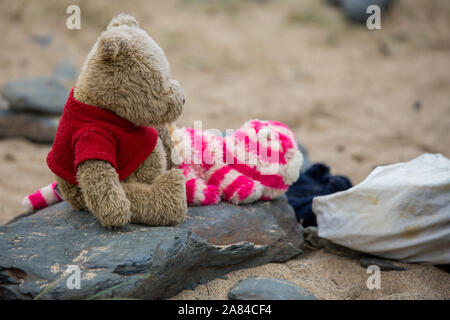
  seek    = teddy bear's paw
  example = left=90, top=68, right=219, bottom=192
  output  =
left=154, top=168, right=187, bottom=225
left=94, top=197, right=132, bottom=229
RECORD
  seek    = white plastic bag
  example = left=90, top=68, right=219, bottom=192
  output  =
left=313, top=153, right=450, bottom=265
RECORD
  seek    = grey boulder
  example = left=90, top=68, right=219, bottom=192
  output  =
left=228, top=277, right=317, bottom=300
left=52, top=59, right=78, bottom=81
left=342, top=0, right=392, bottom=23
left=0, top=109, right=58, bottom=144
left=0, top=196, right=303, bottom=300
left=2, top=76, right=69, bottom=115
left=298, top=142, right=312, bottom=173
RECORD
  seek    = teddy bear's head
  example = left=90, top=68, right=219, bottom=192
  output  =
left=74, top=14, right=184, bottom=127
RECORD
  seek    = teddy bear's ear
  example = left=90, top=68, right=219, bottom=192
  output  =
left=97, top=33, right=132, bottom=62
left=107, top=14, right=138, bottom=30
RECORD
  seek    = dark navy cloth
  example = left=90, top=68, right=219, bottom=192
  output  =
left=286, top=163, right=352, bottom=227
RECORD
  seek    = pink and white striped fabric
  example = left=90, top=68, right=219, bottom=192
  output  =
left=172, top=119, right=303, bottom=206
left=22, top=120, right=303, bottom=211
left=22, top=182, right=62, bottom=212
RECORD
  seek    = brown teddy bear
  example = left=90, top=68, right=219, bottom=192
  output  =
left=46, top=14, right=187, bottom=229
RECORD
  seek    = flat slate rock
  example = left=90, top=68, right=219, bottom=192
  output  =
left=228, top=277, right=317, bottom=300
left=0, top=196, right=303, bottom=300
left=0, top=109, right=58, bottom=144
left=2, top=76, right=69, bottom=115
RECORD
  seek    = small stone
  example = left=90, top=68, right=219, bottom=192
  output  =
left=413, top=100, right=422, bottom=112
left=336, top=144, right=345, bottom=153
left=2, top=76, right=69, bottom=115
left=0, top=109, right=58, bottom=144
left=31, top=34, right=52, bottom=47
left=351, top=153, right=364, bottom=163
left=228, top=277, right=317, bottom=300
left=378, top=40, right=391, bottom=57
left=360, top=257, right=409, bottom=271
left=392, top=32, right=409, bottom=43
left=3, top=153, right=16, bottom=162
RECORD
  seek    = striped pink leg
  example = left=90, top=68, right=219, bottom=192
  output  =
left=22, top=182, right=62, bottom=212
left=180, top=163, right=220, bottom=206
left=206, top=165, right=263, bottom=204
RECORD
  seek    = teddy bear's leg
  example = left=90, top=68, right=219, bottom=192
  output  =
left=122, top=168, right=187, bottom=226
left=56, top=176, right=86, bottom=211
left=126, top=138, right=186, bottom=224
left=76, top=160, right=132, bottom=229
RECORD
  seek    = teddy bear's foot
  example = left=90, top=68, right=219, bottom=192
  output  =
left=96, top=200, right=132, bottom=229
left=85, top=187, right=132, bottom=229
left=123, top=168, right=187, bottom=226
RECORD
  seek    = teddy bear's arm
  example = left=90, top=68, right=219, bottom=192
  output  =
left=76, top=159, right=131, bottom=229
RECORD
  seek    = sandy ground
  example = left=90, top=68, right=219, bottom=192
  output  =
left=0, top=0, right=449, bottom=299
left=171, top=248, right=450, bottom=300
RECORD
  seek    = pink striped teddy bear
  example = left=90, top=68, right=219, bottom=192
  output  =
left=22, top=119, right=303, bottom=210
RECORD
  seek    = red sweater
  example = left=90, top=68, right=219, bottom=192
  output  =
left=47, top=88, right=158, bottom=185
